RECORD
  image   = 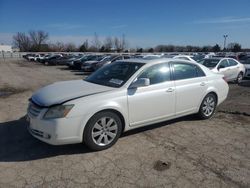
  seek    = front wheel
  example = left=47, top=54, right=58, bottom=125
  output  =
left=198, top=93, right=217, bottom=119
left=83, top=111, right=122, bottom=151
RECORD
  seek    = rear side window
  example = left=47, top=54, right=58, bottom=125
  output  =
left=228, top=59, right=238, bottom=66
left=138, top=63, right=171, bottom=85
left=173, top=63, right=205, bottom=80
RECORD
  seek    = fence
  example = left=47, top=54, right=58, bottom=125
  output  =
left=0, top=52, right=24, bottom=60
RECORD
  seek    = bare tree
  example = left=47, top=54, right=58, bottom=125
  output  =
left=29, top=30, right=49, bottom=51
left=121, top=34, right=128, bottom=51
left=79, top=40, right=89, bottom=52
left=13, top=32, right=31, bottom=52
left=114, top=37, right=121, bottom=51
left=49, top=42, right=65, bottom=52
left=92, top=32, right=101, bottom=51
left=64, top=43, right=77, bottom=52
left=103, top=36, right=113, bottom=51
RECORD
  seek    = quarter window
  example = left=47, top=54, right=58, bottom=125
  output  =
left=138, top=63, right=171, bottom=85
left=173, top=63, right=205, bottom=80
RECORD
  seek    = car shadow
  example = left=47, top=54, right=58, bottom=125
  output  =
left=0, top=116, right=92, bottom=162
left=57, top=66, right=71, bottom=71
left=0, top=114, right=199, bottom=162
left=239, top=79, right=250, bottom=87
left=74, top=72, right=92, bottom=76
left=122, top=114, right=198, bottom=137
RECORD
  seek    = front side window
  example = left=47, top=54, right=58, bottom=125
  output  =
left=173, top=63, right=205, bottom=80
left=137, top=63, right=171, bottom=85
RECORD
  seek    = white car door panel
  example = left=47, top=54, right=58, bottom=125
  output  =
left=217, top=60, right=231, bottom=80
left=128, top=82, right=175, bottom=126
left=127, top=63, right=175, bottom=127
left=172, top=62, right=208, bottom=115
left=175, top=77, right=208, bottom=115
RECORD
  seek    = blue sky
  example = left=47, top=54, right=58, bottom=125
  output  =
left=1, top=0, right=250, bottom=48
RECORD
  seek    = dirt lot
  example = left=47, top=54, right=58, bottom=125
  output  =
left=0, top=59, right=249, bottom=188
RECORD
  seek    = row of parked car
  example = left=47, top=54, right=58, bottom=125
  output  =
left=23, top=52, right=250, bottom=83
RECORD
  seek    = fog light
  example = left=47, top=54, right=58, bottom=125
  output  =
left=43, top=133, right=51, bottom=139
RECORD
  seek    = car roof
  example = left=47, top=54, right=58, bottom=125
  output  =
left=116, top=58, right=198, bottom=65
left=203, top=57, right=224, bottom=61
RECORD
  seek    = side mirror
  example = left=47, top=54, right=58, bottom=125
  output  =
left=218, top=65, right=225, bottom=70
left=129, top=78, right=150, bottom=89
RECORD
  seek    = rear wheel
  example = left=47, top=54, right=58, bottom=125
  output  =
left=83, top=111, right=122, bottom=151
left=198, top=93, right=217, bottom=119
left=236, top=72, right=243, bottom=84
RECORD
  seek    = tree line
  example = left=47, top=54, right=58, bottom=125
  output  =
left=13, top=30, right=245, bottom=53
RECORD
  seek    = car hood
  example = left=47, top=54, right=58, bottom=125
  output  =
left=31, top=80, right=114, bottom=107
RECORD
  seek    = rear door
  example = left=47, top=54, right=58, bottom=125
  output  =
left=172, top=62, right=208, bottom=115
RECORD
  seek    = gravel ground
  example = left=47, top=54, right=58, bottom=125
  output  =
left=0, top=59, right=249, bottom=188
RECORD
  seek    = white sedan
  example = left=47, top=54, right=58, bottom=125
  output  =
left=27, top=59, right=229, bottom=150
left=198, top=57, right=245, bottom=83
left=173, top=55, right=197, bottom=63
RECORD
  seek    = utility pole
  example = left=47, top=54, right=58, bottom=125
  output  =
left=223, top=35, right=228, bottom=51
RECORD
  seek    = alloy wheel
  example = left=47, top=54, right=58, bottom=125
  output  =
left=91, top=117, right=118, bottom=146
left=202, top=96, right=215, bottom=117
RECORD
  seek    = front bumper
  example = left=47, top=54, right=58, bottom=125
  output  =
left=27, top=111, right=83, bottom=145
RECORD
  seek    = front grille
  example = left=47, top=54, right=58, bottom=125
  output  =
left=28, top=101, right=43, bottom=117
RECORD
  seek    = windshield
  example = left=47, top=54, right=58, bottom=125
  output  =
left=199, top=59, right=220, bottom=68
left=85, top=62, right=144, bottom=88
left=101, top=56, right=118, bottom=62
left=192, top=55, right=205, bottom=61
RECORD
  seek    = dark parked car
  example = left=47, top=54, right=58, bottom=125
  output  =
left=41, top=54, right=63, bottom=65
left=72, top=55, right=104, bottom=70
left=91, top=55, right=131, bottom=71
left=46, top=55, right=81, bottom=65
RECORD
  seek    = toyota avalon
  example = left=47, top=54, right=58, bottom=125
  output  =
left=27, top=58, right=229, bottom=150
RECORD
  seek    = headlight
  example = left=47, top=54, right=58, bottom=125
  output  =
left=43, top=104, right=74, bottom=119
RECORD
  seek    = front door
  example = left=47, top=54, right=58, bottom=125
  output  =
left=128, top=63, right=175, bottom=127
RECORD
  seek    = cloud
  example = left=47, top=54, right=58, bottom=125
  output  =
left=192, top=17, right=250, bottom=24
left=110, top=24, right=128, bottom=29
left=45, top=23, right=86, bottom=30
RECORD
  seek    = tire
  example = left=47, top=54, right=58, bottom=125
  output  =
left=83, top=111, right=122, bottom=151
left=197, top=93, right=217, bottom=119
left=236, top=72, right=243, bottom=84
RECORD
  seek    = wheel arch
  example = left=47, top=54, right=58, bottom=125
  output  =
left=82, top=108, right=126, bottom=139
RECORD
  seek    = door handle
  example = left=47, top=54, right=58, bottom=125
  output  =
left=166, top=88, right=174, bottom=92
left=200, top=82, right=206, bottom=86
